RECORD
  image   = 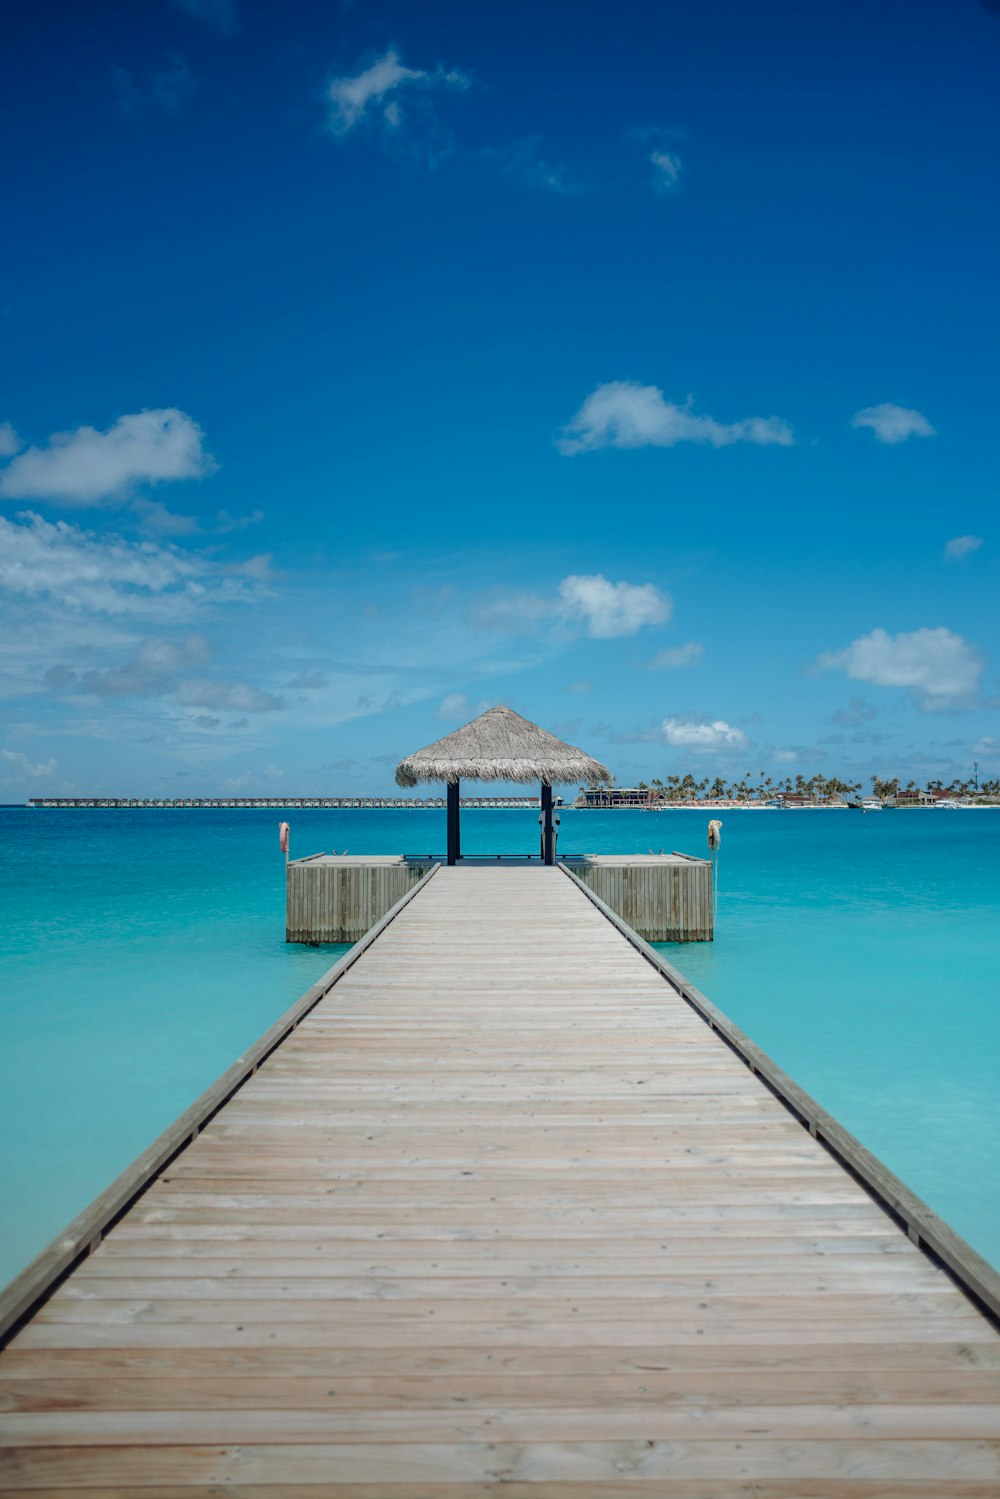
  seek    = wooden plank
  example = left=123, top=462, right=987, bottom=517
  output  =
left=4, top=1485, right=1000, bottom=1499
left=7, top=1368, right=1000, bottom=1411
left=3, top=1438, right=1000, bottom=1485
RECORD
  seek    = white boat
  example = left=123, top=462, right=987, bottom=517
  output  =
left=861, top=799, right=883, bottom=812
left=935, top=799, right=961, bottom=809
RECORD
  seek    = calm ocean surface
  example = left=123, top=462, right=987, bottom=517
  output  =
left=1, top=805, right=998, bottom=1286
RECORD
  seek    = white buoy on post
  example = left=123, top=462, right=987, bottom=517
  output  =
left=279, top=820, right=290, bottom=865
left=707, top=819, right=722, bottom=925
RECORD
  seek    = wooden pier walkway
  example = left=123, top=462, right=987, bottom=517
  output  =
left=2, top=865, right=1000, bottom=1494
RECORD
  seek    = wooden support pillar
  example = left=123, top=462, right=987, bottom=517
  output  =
left=447, top=780, right=461, bottom=865
left=541, top=781, right=554, bottom=865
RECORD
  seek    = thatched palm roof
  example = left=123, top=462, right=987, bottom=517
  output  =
left=394, top=705, right=611, bottom=787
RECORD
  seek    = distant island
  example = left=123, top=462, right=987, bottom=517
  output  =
left=576, top=773, right=998, bottom=809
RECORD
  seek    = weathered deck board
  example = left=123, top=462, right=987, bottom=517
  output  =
left=2, top=865, right=999, bottom=1494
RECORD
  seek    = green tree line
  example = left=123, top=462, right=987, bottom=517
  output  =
left=580, top=771, right=1000, bottom=802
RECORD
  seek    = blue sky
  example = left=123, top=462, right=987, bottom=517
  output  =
left=1, top=0, right=998, bottom=796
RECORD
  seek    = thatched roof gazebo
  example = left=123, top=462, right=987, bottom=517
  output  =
left=395, top=705, right=611, bottom=864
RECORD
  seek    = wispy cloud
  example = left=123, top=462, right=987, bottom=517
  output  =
left=0, top=749, right=57, bottom=783
left=0, top=409, right=214, bottom=507
left=944, top=534, right=983, bottom=562
left=0, top=423, right=20, bottom=457
left=45, top=636, right=210, bottom=698
left=662, top=717, right=747, bottom=749
left=851, top=403, right=935, bottom=444
left=477, top=573, right=671, bottom=640
left=628, top=126, right=687, bottom=195
left=326, top=47, right=470, bottom=160
left=112, top=56, right=196, bottom=115
left=817, top=627, right=982, bottom=709
left=169, top=0, right=239, bottom=35
left=830, top=696, right=878, bottom=726
left=288, top=669, right=330, bottom=690
left=558, top=381, right=793, bottom=454
left=436, top=691, right=468, bottom=720
left=647, top=641, right=703, bottom=669
left=0, top=512, right=262, bottom=619
left=132, top=499, right=263, bottom=537
left=176, top=678, right=286, bottom=712
left=649, top=149, right=683, bottom=192
left=487, top=138, right=577, bottom=193
left=435, top=691, right=490, bottom=722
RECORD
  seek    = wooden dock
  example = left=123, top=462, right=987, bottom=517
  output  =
left=286, top=856, right=432, bottom=944
left=286, top=853, right=714, bottom=944
left=2, top=865, right=1000, bottom=1493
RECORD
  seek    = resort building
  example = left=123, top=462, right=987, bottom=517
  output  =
left=576, top=786, right=656, bottom=808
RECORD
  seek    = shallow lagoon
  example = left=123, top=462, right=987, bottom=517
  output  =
left=1, top=804, right=998, bottom=1285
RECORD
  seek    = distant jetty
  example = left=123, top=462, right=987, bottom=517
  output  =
left=24, top=795, right=556, bottom=810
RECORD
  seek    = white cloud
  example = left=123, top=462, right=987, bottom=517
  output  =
left=850, top=403, right=935, bottom=444
left=650, top=150, right=683, bottom=192
left=558, top=381, right=793, bottom=455
left=475, top=573, right=671, bottom=639
left=557, top=574, right=672, bottom=638
left=327, top=47, right=469, bottom=137
left=973, top=737, right=1000, bottom=757
left=647, top=641, right=703, bottom=669
left=0, top=409, right=214, bottom=507
left=0, top=423, right=20, bottom=457
left=772, top=749, right=798, bottom=763
left=817, top=627, right=982, bottom=708
left=662, top=717, right=747, bottom=750
left=1, top=749, right=57, bottom=782
left=169, top=0, right=238, bottom=34
left=176, top=679, right=286, bottom=712
left=0, top=511, right=257, bottom=617
left=944, top=534, right=983, bottom=562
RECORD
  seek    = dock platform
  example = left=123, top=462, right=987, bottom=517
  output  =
left=2, top=865, right=999, bottom=1493
left=287, top=852, right=714, bottom=943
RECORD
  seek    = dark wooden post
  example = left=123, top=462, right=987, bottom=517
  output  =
left=541, top=782, right=554, bottom=865
left=447, top=780, right=461, bottom=865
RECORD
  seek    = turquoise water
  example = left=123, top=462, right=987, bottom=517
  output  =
left=1, top=806, right=998, bottom=1285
